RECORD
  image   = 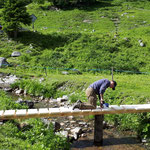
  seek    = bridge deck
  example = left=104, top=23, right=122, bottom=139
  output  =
left=1, top=104, right=150, bottom=120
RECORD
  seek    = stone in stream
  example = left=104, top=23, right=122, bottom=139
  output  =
left=3, top=87, right=12, bottom=92
left=15, top=89, right=24, bottom=95
left=56, top=131, right=69, bottom=138
left=71, top=127, right=82, bottom=135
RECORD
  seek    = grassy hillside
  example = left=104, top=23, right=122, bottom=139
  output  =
left=1, top=0, right=150, bottom=73
left=1, top=0, right=150, bottom=144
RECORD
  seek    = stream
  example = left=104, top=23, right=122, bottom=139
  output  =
left=8, top=93, right=149, bottom=150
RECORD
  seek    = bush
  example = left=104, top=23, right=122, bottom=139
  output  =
left=0, top=119, right=70, bottom=150
left=0, top=90, right=27, bottom=110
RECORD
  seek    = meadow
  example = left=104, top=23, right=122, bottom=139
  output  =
left=1, top=0, right=150, bottom=148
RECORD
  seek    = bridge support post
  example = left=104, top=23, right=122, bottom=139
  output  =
left=94, top=114, right=104, bottom=146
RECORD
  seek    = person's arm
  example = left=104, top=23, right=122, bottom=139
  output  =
left=100, top=94, right=104, bottom=108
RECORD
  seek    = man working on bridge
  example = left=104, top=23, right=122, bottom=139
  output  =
left=73, top=79, right=117, bottom=110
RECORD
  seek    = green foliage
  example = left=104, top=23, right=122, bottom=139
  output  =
left=2, top=0, right=31, bottom=38
left=11, top=79, right=66, bottom=98
left=0, top=90, right=27, bottom=110
left=0, top=119, right=70, bottom=150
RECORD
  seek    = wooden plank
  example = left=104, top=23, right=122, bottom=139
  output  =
left=0, top=110, right=4, bottom=117
left=60, top=107, right=72, bottom=113
left=92, top=108, right=102, bottom=115
left=1, top=104, right=150, bottom=119
left=71, top=109, right=82, bottom=116
left=49, top=108, right=60, bottom=117
left=39, top=108, right=49, bottom=114
left=135, top=105, right=150, bottom=110
left=4, top=110, right=16, bottom=116
left=81, top=109, right=92, bottom=115
left=39, top=108, right=50, bottom=117
left=59, top=107, right=72, bottom=116
left=110, top=105, right=124, bottom=111
left=120, top=105, right=136, bottom=110
left=27, top=109, right=39, bottom=115
left=16, top=109, right=27, bottom=117
left=3, top=110, right=16, bottom=119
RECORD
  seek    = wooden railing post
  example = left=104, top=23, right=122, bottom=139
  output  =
left=94, top=114, right=104, bottom=146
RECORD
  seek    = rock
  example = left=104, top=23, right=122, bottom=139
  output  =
left=11, top=51, right=21, bottom=57
left=3, top=75, right=18, bottom=84
left=15, top=89, right=24, bottom=95
left=0, top=121, right=3, bottom=125
left=68, top=116, right=74, bottom=120
left=3, top=87, right=12, bottom=92
left=83, top=20, right=92, bottom=23
left=39, top=96, right=44, bottom=100
left=65, top=128, right=71, bottom=131
left=70, top=121, right=76, bottom=124
left=78, top=122, right=87, bottom=126
left=29, top=44, right=33, bottom=49
left=81, top=133, right=87, bottom=137
left=57, top=96, right=68, bottom=103
left=142, top=139, right=147, bottom=143
left=103, top=121, right=108, bottom=129
left=61, top=71, right=69, bottom=75
left=56, top=131, right=68, bottom=138
left=140, top=42, right=145, bottom=47
left=60, top=122, right=65, bottom=126
left=62, top=95, right=68, bottom=100
left=71, top=127, right=82, bottom=135
left=0, top=57, right=10, bottom=68
left=73, top=133, right=78, bottom=140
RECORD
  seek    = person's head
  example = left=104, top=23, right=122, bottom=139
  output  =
left=110, top=80, right=117, bottom=90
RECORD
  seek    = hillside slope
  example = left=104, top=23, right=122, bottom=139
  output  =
left=1, top=0, right=150, bottom=73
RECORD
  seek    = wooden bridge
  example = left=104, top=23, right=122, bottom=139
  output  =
left=1, top=104, right=150, bottom=146
left=1, top=104, right=150, bottom=120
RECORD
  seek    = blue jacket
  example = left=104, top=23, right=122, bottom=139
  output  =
left=89, top=79, right=110, bottom=95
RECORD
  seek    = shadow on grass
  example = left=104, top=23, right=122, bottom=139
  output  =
left=41, top=0, right=119, bottom=12
left=16, top=31, right=81, bottom=50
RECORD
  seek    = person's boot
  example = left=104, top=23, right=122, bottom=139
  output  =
left=72, top=103, right=81, bottom=110
left=76, top=100, right=82, bottom=104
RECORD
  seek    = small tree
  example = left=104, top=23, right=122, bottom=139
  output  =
left=2, top=0, right=31, bottom=38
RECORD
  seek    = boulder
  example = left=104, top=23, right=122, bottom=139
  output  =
left=11, top=51, right=21, bottom=57
left=0, top=57, right=10, bottom=68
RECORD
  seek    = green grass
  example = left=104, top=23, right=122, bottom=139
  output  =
left=1, top=0, right=150, bottom=72
left=1, top=0, right=150, bottom=143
